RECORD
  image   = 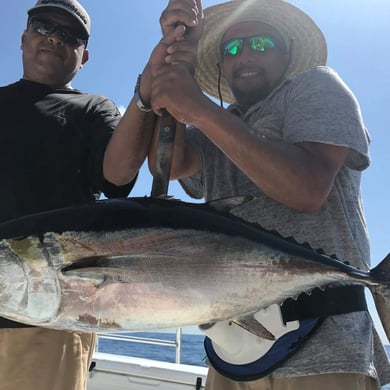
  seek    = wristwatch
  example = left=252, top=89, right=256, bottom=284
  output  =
left=134, top=74, right=152, bottom=112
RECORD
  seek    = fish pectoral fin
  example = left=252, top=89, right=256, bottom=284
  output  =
left=232, top=316, right=275, bottom=340
left=62, top=266, right=131, bottom=285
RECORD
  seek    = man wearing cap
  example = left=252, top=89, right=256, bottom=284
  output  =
left=116, top=0, right=390, bottom=389
left=0, top=1, right=145, bottom=389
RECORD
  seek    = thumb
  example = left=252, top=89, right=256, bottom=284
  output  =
left=161, top=24, right=186, bottom=45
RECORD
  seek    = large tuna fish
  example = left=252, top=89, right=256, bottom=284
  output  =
left=0, top=197, right=388, bottom=340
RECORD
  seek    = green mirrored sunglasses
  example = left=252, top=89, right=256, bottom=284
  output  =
left=222, top=35, right=276, bottom=57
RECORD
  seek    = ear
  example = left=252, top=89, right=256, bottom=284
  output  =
left=21, top=31, right=27, bottom=50
left=81, top=48, right=89, bottom=66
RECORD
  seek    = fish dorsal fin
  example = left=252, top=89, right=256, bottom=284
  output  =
left=207, top=196, right=254, bottom=213
left=207, top=197, right=342, bottom=262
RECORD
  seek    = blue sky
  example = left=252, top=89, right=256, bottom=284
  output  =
left=1, top=1, right=389, bottom=339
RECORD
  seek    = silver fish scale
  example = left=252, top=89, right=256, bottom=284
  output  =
left=0, top=227, right=357, bottom=331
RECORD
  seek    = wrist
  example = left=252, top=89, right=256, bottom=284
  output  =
left=134, top=74, right=152, bottom=113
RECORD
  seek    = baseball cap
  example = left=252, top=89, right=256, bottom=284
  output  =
left=28, top=0, right=90, bottom=39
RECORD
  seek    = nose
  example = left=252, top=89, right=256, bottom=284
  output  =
left=237, top=44, right=256, bottom=64
left=48, top=33, right=65, bottom=46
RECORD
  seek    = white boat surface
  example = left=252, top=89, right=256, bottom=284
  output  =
left=88, top=353, right=207, bottom=390
left=87, top=330, right=208, bottom=390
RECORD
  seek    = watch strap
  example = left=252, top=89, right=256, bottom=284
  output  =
left=134, top=74, right=152, bottom=112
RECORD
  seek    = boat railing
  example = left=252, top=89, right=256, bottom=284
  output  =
left=95, top=328, right=183, bottom=364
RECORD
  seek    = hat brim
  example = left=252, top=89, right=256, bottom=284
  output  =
left=195, top=0, right=327, bottom=103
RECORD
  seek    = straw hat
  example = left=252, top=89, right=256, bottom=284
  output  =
left=195, top=0, right=327, bottom=103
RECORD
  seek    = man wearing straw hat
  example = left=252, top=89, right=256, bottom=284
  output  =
left=116, top=0, right=390, bottom=389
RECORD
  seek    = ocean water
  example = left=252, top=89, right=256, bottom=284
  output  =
left=96, top=332, right=207, bottom=367
left=96, top=333, right=390, bottom=388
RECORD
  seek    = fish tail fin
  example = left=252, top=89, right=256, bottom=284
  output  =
left=369, top=253, right=390, bottom=342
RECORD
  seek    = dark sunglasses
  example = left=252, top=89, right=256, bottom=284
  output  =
left=29, top=17, right=87, bottom=47
left=222, top=35, right=276, bottom=57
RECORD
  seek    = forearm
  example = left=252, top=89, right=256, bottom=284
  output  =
left=192, top=103, right=348, bottom=212
left=105, top=0, right=202, bottom=188
left=103, top=98, right=156, bottom=187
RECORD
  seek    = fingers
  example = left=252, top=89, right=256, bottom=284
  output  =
left=147, top=0, right=204, bottom=118
left=165, top=39, right=198, bottom=74
left=149, top=63, right=184, bottom=116
left=156, top=0, right=203, bottom=73
left=160, top=0, right=202, bottom=35
left=142, top=23, right=186, bottom=107
left=160, top=24, right=187, bottom=47
left=188, top=0, right=203, bottom=41
left=149, top=63, right=203, bottom=123
left=151, top=26, right=197, bottom=74
left=149, top=25, right=186, bottom=67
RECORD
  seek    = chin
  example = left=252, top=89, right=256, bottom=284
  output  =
left=233, top=86, right=270, bottom=107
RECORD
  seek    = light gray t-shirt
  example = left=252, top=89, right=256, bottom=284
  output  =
left=180, top=66, right=390, bottom=385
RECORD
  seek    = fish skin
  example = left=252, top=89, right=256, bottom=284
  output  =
left=0, top=197, right=389, bottom=340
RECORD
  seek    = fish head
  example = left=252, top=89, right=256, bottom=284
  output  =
left=0, top=237, right=60, bottom=324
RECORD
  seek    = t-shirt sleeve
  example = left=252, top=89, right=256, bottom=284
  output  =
left=283, top=67, right=370, bottom=171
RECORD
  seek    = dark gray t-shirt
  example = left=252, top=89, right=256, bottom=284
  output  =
left=180, top=66, right=390, bottom=384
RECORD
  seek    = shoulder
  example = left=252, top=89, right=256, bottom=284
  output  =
left=292, top=66, right=343, bottom=84
left=62, top=90, right=121, bottom=116
left=284, top=66, right=360, bottom=110
left=0, top=81, right=20, bottom=89
left=0, top=80, right=23, bottom=95
left=85, top=93, right=119, bottom=111
left=0, top=81, right=38, bottom=107
left=289, top=66, right=355, bottom=97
